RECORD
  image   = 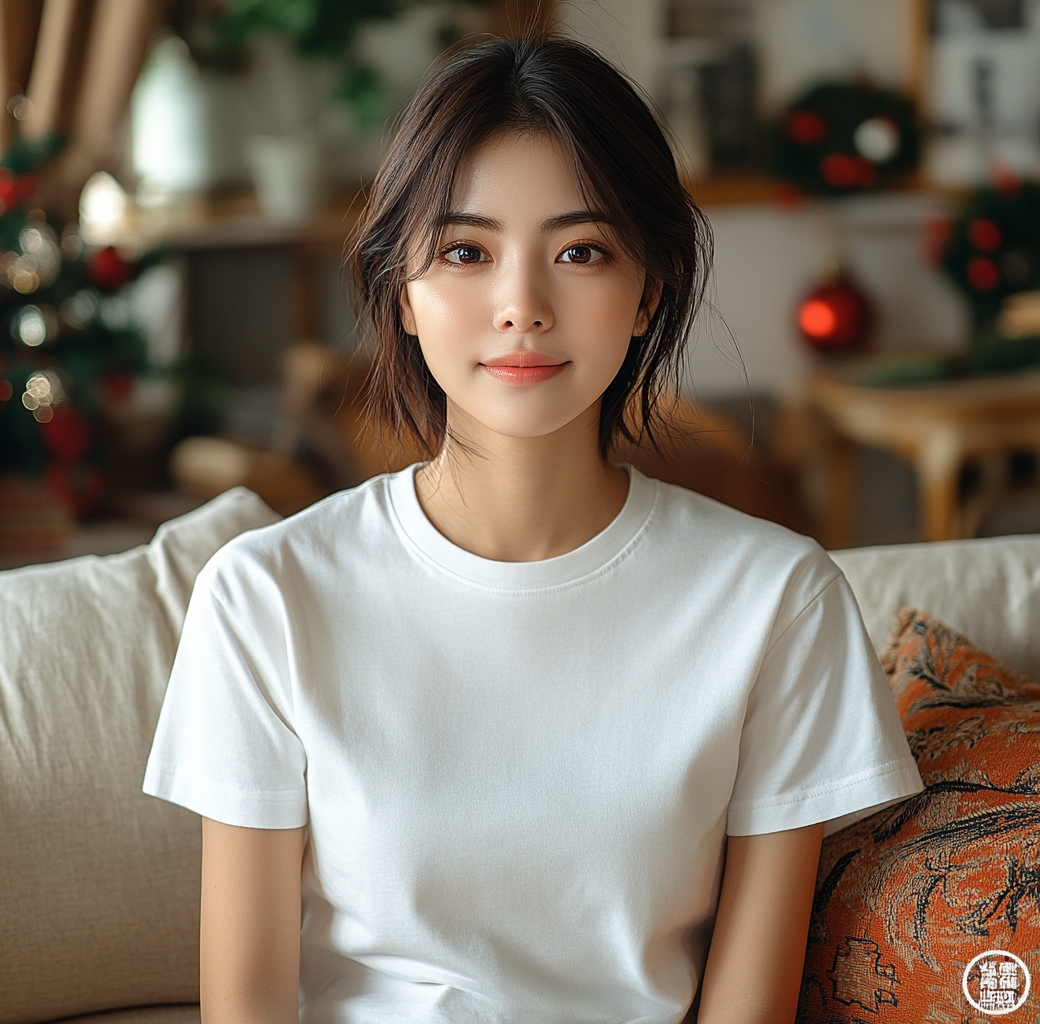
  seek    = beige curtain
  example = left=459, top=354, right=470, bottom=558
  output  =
left=0, top=0, right=168, bottom=216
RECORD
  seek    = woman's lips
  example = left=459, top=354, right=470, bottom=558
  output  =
left=480, top=352, right=567, bottom=385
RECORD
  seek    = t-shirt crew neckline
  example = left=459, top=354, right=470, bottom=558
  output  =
left=388, top=463, right=659, bottom=591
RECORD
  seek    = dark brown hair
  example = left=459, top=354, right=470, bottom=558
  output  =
left=349, top=32, right=712, bottom=460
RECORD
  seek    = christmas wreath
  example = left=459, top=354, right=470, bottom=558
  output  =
left=933, top=180, right=1040, bottom=328
left=772, top=82, right=919, bottom=196
left=853, top=180, right=1040, bottom=386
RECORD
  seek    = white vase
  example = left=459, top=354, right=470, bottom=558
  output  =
left=131, top=37, right=209, bottom=204
left=246, top=134, right=325, bottom=222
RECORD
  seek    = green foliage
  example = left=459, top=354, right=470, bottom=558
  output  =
left=964, top=331, right=1040, bottom=374
left=218, top=0, right=401, bottom=60
left=187, top=0, right=492, bottom=127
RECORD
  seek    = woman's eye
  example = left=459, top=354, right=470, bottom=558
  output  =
left=443, top=245, right=485, bottom=265
left=559, top=244, right=604, bottom=265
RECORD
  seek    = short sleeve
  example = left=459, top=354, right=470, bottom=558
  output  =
left=726, top=573, right=922, bottom=838
left=142, top=549, right=308, bottom=828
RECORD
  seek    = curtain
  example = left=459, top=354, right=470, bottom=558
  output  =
left=0, top=0, right=168, bottom=215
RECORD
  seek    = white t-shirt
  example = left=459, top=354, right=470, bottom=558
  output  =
left=144, top=465, right=922, bottom=1024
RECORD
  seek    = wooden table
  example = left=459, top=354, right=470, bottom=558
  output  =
left=792, top=368, right=1040, bottom=547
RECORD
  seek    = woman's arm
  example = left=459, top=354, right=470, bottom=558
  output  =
left=695, top=822, right=824, bottom=1024
left=200, top=818, right=306, bottom=1024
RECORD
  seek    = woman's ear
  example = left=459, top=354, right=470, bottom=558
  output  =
left=400, top=287, right=418, bottom=336
left=634, top=278, right=664, bottom=337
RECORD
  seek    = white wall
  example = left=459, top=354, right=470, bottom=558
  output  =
left=557, top=0, right=669, bottom=100
left=753, top=0, right=916, bottom=110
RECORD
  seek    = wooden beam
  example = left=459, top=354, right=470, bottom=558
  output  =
left=23, top=0, right=93, bottom=142
left=56, top=0, right=168, bottom=193
left=0, top=0, right=45, bottom=153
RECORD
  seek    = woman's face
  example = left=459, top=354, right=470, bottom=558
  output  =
left=401, top=133, right=653, bottom=443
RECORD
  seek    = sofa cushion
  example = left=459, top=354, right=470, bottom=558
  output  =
left=0, top=489, right=279, bottom=1024
left=797, top=610, right=1040, bottom=1023
left=58, top=1008, right=200, bottom=1024
left=831, top=533, right=1040, bottom=680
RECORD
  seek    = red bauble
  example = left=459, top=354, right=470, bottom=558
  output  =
left=14, top=172, right=37, bottom=203
left=966, top=255, right=1000, bottom=291
left=821, top=153, right=877, bottom=190
left=104, top=373, right=133, bottom=400
left=0, top=170, right=16, bottom=206
left=967, top=217, right=1002, bottom=251
left=922, top=214, right=952, bottom=266
left=88, top=245, right=134, bottom=293
left=788, top=110, right=828, bottom=145
left=797, top=277, right=874, bottom=352
left=40, top=404, right=92, bottom=464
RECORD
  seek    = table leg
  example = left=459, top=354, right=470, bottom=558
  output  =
left=917, top=428, right=964, bottom=542
left=292, top=248, right=323, bottom=342
left=819, top=434, right=859, bottom=550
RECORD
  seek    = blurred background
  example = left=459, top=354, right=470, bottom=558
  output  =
left=2, top=0, right=1040, bottom=566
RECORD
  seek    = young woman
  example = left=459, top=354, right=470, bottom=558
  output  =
left=144, top=34, right=922, bottom=1024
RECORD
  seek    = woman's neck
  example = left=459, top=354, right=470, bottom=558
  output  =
left=414, top=401, right=630, bottom=563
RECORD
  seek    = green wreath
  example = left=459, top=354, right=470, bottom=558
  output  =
left=772, top=82, right=919, bottom=196
left=938, top=182, right=1040, bottom=328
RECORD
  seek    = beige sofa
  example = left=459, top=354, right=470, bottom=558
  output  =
left=2, top=488, right=1038, bottom=1024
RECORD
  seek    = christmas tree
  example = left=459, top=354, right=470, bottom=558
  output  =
left=0, top=147, right=152, bottom=515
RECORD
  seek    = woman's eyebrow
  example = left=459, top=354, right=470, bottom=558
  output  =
left=438, top=210, right=613, bottom=232
left=439, top=212, right=501, bottom=230
left=541, top=210, right=612, bottom=231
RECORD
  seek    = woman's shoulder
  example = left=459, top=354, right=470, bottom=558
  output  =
left=201, top=471, right=402, bottom=587
left=647, top=472, right=826, bottom=556
left=640, top=471, right=840, bottom=602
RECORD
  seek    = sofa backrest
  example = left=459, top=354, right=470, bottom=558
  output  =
left=0, top=488, right=280, bottom=1024
left=832, top=533, right=1040, bottom=681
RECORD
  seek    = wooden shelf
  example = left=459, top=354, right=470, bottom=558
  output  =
left=685, top=172, right=780, bottom=207
left=116, top=188, right=366, bottom=254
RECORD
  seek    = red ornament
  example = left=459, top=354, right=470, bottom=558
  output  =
left=797, top=276, right=874, bottom=352
left=921, top=214, right=952, bottom=265
left=991, top=165, right=1022, bottom=197
left=968, top=218, right=1002, bottom=252
left=821, top=153, right=877, bottom=190
left=0, top=169, right=15, bottom=206
left=771, top=181, right=805, bottom=209
left=104, top=373, right=133, bottom=400
left=966, top=255, right=1000, bottom=291
left=14, top=172, right=37, bottom=204
left=40, top=404, right=92, bottom=464
left=87, top=245, right=134, bottom=293
left=788, top=110, right=828, bottom=145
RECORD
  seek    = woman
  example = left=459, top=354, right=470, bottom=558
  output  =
left=144, top=33, right=922, bottom=1024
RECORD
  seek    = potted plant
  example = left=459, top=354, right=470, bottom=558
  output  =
left=175, top=0, right=494, bottom=217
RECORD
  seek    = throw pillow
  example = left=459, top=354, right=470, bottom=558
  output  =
left=797, top=608, right=1040, bottom=1023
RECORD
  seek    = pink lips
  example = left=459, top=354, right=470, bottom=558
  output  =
left=480, top=351, right=567, bottom=385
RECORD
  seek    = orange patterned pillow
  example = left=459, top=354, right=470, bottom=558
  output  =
left=797, top=609, right=1040, bottom=1023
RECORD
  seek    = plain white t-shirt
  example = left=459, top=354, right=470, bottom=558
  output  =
left=144, top=465, right=922, bottom=1024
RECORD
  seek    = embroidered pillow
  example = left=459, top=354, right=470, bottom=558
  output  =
left=797, top=608, right=1040, bottom=1023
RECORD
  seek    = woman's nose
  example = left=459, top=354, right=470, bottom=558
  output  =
left=493, top=263, right=554, bottom=334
